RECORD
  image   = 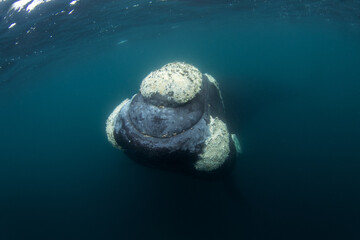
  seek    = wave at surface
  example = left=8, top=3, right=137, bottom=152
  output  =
left=1, top=0, right=360, bottom=84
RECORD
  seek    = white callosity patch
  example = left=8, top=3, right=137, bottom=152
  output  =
left=140, top=62, right=203, bottom=104
left=195, top=116, right=230, bottom=172
left=106, top=98, right=129, bottom=150
left=204, top=73, right=225, bottom=108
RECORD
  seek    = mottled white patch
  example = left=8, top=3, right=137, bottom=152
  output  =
left=106, top=99, right=129, bottom=150
left=195, top=116, right=230, bottom=172
left=140, top=62, right=202, bottom=104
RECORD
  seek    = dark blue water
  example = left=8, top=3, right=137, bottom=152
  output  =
left=1, top=1, right=360, bottom=239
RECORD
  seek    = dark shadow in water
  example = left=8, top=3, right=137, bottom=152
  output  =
left=220, top=75, right=298, bottom=134
left=221, top=172, right=249, bottom=206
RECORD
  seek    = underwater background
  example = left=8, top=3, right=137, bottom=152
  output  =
left=1, top=0, right=360, bottom=239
